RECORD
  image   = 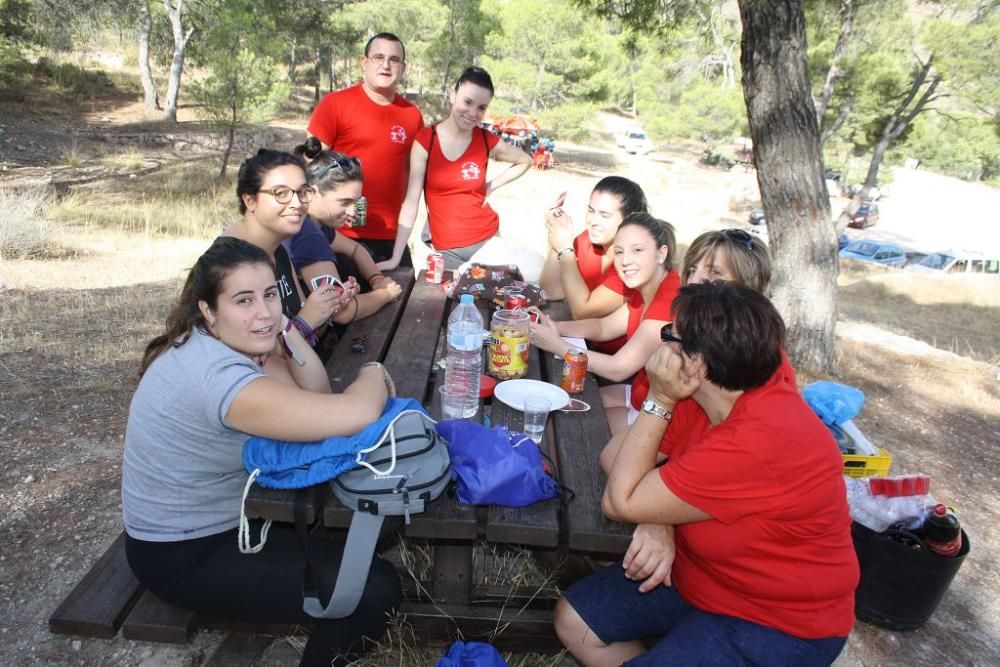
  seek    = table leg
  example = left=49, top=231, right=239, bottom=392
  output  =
left=431, top=542, right=473, bottom=606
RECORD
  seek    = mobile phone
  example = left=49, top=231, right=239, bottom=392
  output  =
left=311, top=274, right=344, bottom=293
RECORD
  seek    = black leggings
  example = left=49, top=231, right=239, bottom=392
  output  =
left=125, top=523, right=401, bottom=667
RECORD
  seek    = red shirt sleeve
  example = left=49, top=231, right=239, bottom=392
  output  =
left=306, top=93, right=339, bottom=147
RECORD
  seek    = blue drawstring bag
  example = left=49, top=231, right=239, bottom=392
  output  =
left=437, top=640, right=508, bottom=667
left=803, top=381, right=865, bottom=426
left=435, top=420, right=559, bottom=507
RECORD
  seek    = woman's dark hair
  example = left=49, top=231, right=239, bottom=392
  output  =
left=593, top=176, right=647, bottom=218
left=140, top=238, right=274, bottom=375
left=455, top=66, right=494, bottom=96
left=235, top=149, right=305, bottom=214
left=617, top=212, right=677, bottom=272
left=294, top=137, right=364, bottom=193
left=364, top=32, right=406, bottom=61
left=671, top=281, right=785, bottom=391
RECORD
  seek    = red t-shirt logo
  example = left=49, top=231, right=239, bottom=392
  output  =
left=460, top=161, right=481, bottom=181
left=389, top=125, right=408, bottom=144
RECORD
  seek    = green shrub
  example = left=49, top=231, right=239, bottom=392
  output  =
left=534, top=102, right=597, bottom=143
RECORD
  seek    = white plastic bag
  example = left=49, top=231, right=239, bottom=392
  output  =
left=460, top=237, right=546, bottom=285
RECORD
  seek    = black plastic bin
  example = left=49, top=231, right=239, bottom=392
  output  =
left=852, top=521, right=970, bottom=630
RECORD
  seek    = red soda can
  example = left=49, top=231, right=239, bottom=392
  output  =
left=426, top=252, right=445, bottom=284
left=561, top=348, right=587, bottom=394
left=505, top=292, right=527, bottom=311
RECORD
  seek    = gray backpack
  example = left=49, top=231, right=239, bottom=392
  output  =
left=302, top=410, right=450, bottom=619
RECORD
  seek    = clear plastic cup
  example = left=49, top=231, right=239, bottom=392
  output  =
left=522, top=395, right=551, bottom=443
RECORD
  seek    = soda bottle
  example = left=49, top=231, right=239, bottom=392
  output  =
left=445, top=294, right=484, bottom=418
left=923, top=504, right=962, bottom=557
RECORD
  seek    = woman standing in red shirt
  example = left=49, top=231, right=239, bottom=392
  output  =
left=555, top=282, right=857, bottom=666
left=530, top=213, right=681, bottom=434
left=382, top=67, right=531, bottom=271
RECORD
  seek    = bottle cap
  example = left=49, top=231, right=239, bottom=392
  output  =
left=479, top=375, right=496, bottom=398
left=460, top=294, right=474, bottom=304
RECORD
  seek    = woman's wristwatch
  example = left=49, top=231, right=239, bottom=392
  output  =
left=556, top=247, right=576, bottom=260
left=641, top=399, right=673, bottom=421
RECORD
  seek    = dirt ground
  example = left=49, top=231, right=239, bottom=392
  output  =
left=1, top=86, right=999, bottom=666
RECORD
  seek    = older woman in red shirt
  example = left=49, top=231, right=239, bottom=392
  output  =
left=555, top=282, right=858, bottom=666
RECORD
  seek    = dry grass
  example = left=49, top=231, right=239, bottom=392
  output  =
left=0, top=184, right=55, bottom=258
left=838, top=271, right=1000, bottom=363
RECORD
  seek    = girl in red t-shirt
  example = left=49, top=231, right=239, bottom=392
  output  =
left=539, top=177, right=649, bottom=356
left=530, top=213, right=681, bottom=434
left=385, top=67, right=531, bottom=271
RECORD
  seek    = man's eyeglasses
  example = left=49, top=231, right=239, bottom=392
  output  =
left=660, top=322, right=683, bottom=345
left=722, top=228, right=754, bottom=251
left=367, top=53, right=404, bottom=67
left=311, top=156, right=360, bottom=182
left=258, top=186, right=316, bottom=205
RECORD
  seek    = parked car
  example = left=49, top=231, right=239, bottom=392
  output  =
left=846, top=184, right=881, bottom=200
left=839, top=240, right=907, bottom=268
left=847, top=202, right=880, bottom=229
left=620, top=128, right=652, bottom=155
left=748, top=209, right=766, bottom=226
left=906, top=250, right=1000, bottom=275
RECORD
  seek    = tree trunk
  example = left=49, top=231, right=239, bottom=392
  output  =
left=738, top=0, right=837, bottom=373
left=138, top=0, right=159, bottom=110
left=162, top=0, right=194, bottom=123
left=815, top=0, right=854, bottom=124
left=219, top=104, right=236, bottom=180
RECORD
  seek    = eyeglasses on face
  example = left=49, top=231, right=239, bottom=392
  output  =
left=722, top=228, right=754, bottom=251
left=660, top=322, right=683, bottom=345
left=311, top=156, right=361, bottom=182
left=258, top=185, right=316, bottom=205
left=367, top=53, right=404, bottom=67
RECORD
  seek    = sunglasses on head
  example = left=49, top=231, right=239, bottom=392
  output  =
left=722, top=228, right=754, bottom=251
left=311, top=156, right=361, bottom=182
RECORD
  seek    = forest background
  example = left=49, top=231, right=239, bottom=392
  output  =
left=1, top=0, right=998, bottom=187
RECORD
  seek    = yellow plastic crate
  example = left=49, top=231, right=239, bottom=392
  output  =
left=842, top=448, right=892, bottom=478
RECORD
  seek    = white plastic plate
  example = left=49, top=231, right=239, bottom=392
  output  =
left=494, top=379, right=570, bottom=411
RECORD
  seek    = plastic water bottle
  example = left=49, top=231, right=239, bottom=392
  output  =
left=445, top=294, right=484, bottom=418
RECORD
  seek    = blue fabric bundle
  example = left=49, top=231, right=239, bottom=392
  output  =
left=803, top=381, right=866, bottom=426
left=242, top=397, right=427, bottom=489
left=435, top=420, right=559, bottom=507
left=437, top=640, right=508, bottom=666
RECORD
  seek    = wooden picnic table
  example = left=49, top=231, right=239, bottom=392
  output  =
left=50, top=266, right=632, bottom=653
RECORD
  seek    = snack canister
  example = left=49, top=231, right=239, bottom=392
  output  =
left=561, top=348, right=587, bottom=394
left=426, top=252, right=445, bottom=283
left=488, top=309, right=531, bottom=380
left=352, top=196, right=367, bottom=227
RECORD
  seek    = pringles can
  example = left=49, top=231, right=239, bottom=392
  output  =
left=426, top=252, right=445, bottom=284
left=561, top=348, right=587, bottom=394
left=352, top=196, right=367, bottom=227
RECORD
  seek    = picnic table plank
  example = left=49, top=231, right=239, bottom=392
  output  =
left=541, top=302, right=633, bottom=555
left=323, top=272, right=479, bottom=536
left=48, top=533, right=142, bottom=639
left=121, top=590, right=197, bottom=643
left=326, top=267, right=415, bottom=392
left=485, top=344, right=561, bottom=548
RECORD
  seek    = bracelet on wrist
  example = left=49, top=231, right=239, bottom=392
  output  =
left=291, top=315, right=319, bottom=347
left=556, top=247, right=576, bottom=260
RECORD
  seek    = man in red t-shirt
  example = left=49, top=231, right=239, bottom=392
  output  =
left=555, top=282, right=857, bottom=666
left=307, top=33, right=424, bottom=265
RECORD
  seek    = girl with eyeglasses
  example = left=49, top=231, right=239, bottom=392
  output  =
left=222, top=149, right=353, bottom=351
left=530, top=213, right=681, bottom=434
left=382, top=66, right=532, bottom=271
left=539, top=176, right=649, bottom=354
left=122, top=237, right=400, bottom=667
left=281, top=138, right=403, bottom=333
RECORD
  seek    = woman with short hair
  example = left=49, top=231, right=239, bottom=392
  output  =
left=555, top=281, right=857, bottom=667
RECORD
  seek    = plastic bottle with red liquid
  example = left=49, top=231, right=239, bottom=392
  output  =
left=922, top=504, right=963, bottom=557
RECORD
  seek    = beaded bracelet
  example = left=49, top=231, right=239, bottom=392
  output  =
left=291, top=315, right=319, bottom=347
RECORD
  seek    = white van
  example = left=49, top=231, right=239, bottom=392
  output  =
left=906, top=250, right=1000, bottom=275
